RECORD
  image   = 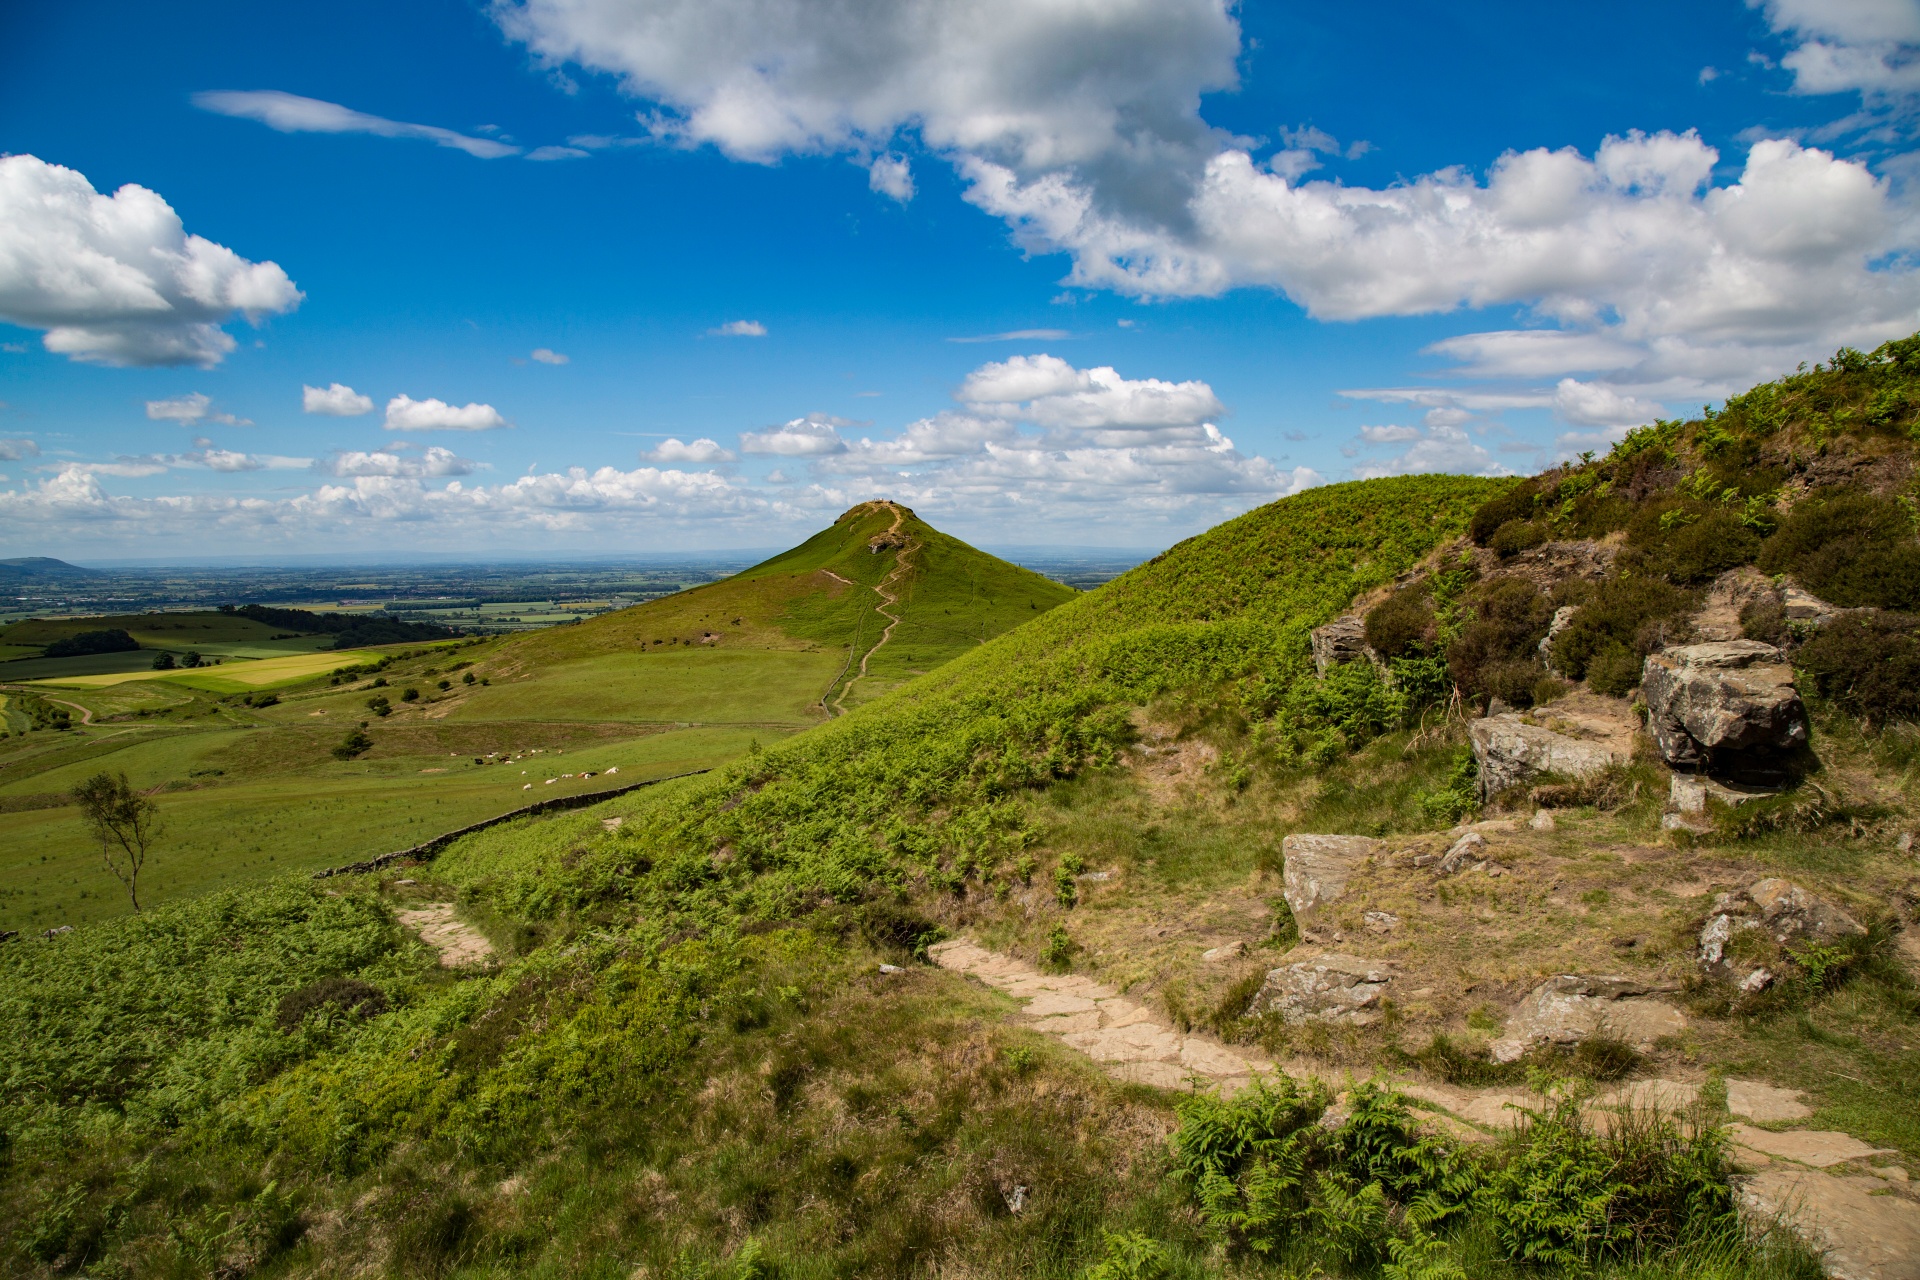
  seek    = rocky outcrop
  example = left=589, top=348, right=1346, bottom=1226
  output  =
left=1698, top=878, right=1865, bottom=988
left=1248, top=953, right=1391, bottom=1026
left=1281, top=833, right=1381, bottom=918
left=1468, top=704, right=1632, bottom=801
left=1482, top=539, right=1617, bottom=590
left=1641, top=641, right=1808, bottom=773
left=1693, top=567, right=1781, bottom=643
left=1539, top=605, right=1579, bottom=671
left=1309, top=614, right=1373, bottom=676
left=1783, top=583, right=1840, bottom=627
left=1489, top=974, right=1688, bottom=1063
left=1662, top=774, right=1779, bottom=831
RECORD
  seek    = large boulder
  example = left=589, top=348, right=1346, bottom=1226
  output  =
left=1697, top=878, right=1865, bottom=986
left=1248, top=953, right=1391, bottom=1026
left=1490, top=975, right=1688, bottom=1063
left=1281, top=834, right=1381, bottom=919
left=1309, top=614, right=1373, bottom=676
left=1641, top=641, right=1807, bottom=772
left=1468, top=714, right=1626, bottom=801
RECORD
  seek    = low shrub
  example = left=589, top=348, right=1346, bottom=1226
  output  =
left=1549, top=577, right=1695, bottom=681
left=1365, top=582, right=1438, bottom=658
left=1585, top=643, right=1643, bottom=696
left=275, top=976, right=388, bottom=1030
left=1796, top=610, right=1920, bottom=724
left=1489, top=519, right=1549, bottom=557
left=1627, top=504, right=1762, bottom=584
left=1759, top=492, right=1920, bottom=609
left=1481, top=657, right=1548, bottom=708
left=1447, top=579, right=1552, bottom=701
left=1469, top=481, right=1539, bottom=545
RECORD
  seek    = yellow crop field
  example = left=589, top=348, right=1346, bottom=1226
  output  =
left=25, top=644, right=434, bottom=691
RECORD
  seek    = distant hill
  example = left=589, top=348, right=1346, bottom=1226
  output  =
left=498, top=500, right=1078, bottom=710
left=0, top=556, right=99, bottom=581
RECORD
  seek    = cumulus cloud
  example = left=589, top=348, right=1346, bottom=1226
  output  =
left=384, top=395, right=509, bottom=431
left=1551, top=378, right=1665, bottom=428
left=1351, top=424, right=1512, bottom=480
left=530, top=347, right=570, bottom=364
left=145, top=392, right=251, bottom=426
left=741, top=414, right=851, bottom=455
left=0, top=154, right=302, bottom=367
left=1358, top=424, right=1420, bottom=443
left=303, top=382, right=375, bottom=415
left=319, top=446, right=478, bottom=478
left=645, top=437, right=736, bottom=463
left=492, top=1, right=1920, bottom=395
left=957, top=353, right=1226, bottom=445
left=194, top=90, right=522, bottom=158
left=709, top=319, right=767, bottom=336
left=869, top=154, right=915, bottom=201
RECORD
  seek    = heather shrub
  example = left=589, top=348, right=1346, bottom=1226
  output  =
left=1549, top=578, right=1694, bottom=681
left=1469, top=482, right=1539, bottom=545
left=1759, top=492, right=1920, bottom=609
left=1489, top=519, right=1548, bottom=558
left=1629, top=505, right=1762, bottom=584
left=1447, top=579, right=1551, bottom=700
left=1796, top=611, right=1920, bottom=724
left=1364, top=582, right=1438, bottom=658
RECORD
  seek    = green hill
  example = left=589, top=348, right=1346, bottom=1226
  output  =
left=11, top=342, right=1920, bottom=1276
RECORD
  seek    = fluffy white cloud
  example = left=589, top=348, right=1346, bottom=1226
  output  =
left=320, top=446, right=478, bottom=478
left=530, top=347, right=570, bottom=364
left=494, top=2, right=1920, bottom=397
left=869, top=154, right=915, bottom=201
left=1551, top=378, right=1666, bottom=428
left=185, top=448, right=311, bottom=472
left=645, top=437, right=736, bottom=463
left=1351, top=425, right=1512, bottom=480
left=194, top=91, right=522, bottom=159
left=1758, top=0, right=1920, bottom=100
left=957, top=353, right=1227, bottom=445
left=710, top=319, right=767, bottom=336
left=384, top=395, right=509, bottom=431
left=1358, top=424, right=1420, bottom=444
left=303, top=382, right=375, bottom=415
left=741, top=414, right=851, bottom=455
left=0, top=155, right=302, bottom=367
left=145, top=392, right=250, bottom=426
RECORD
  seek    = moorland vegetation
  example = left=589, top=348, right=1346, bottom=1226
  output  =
left=4, top=343, right=1920, bottom=1277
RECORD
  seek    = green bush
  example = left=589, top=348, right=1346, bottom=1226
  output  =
left=1446, top=579, right=1551, bottom=701
left=1795, top=611, right=1920, bottom=724
left=1549, top=577, right=1694, bottom=681
left=1365, top=583, right=1438, bottom=658
left=1469, top=482, right=1538, bottom=545
left=1489, top=519, right=1548, bottom=557
left=1759, top=492, right=1920, bottom=609
left=1629, top=505, right=1762, bottom=584
left=1481, top=658, right=1547, bottom=708
left=332, top=728, right=373, bottom=759
left=1585, top=643, right=1643, bottom=696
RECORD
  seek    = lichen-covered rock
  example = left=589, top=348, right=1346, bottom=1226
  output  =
left=1309, top=614, right=1372, bottom=676
left=1692, top=567, right=1780, bottom=643
left=1489, top=974, right=1687, bottom=1062
left=1782, top=583, right=1839, bottom=626
left=1281, top=834, right=1381, bottom=918
left=1539, top=605, right=1579, bottom=670
left=1641, top=641, right=1808, bottom=771
left=1697, top=877, right=1865, bottom=981
left=1248, top=953, right=1391, bottom=1025
left=1468, top=715, right=1624, bottom=801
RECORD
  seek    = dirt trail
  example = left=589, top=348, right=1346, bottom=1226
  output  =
left=45, top=697, right=95, bottom=726
left=931, top=937, right=1920, bottom=1279
left=397, top=903, right=496, bottom=967
left=829, top=503, right=917, bottom=716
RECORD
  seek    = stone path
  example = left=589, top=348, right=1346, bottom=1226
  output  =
left=931, top=937, right=1920, bottom=1280
left=397, top=902, right=495, bottom=967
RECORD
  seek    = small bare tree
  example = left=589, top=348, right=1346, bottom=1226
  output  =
left=72, top=771, right=163, bottom=913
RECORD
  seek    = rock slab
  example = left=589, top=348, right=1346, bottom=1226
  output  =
left=1490, top=974, right=1687, bottom=1062
left=1740, top=1167, right=1920, bottom=1280
left=1698, top=878, right=1865, bottom=982
left=1281, top=833, right=1381, bottom=919
left=1250, top=953, right=1391, bottom=1025
left=1309, top=614, right=1373, bottom=676
left=1642, top=641, right=1808, bottom=771
left=1469, top=715, right=1623, bottom=801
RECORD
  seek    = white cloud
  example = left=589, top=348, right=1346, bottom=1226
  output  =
left=303, top=382, right=375, bottom=415
left=526, top=145, right=591, bottom=160
left=1358, top=424, right=1420, bottom=443
left=384, top=395, right=509, bottom=431
left=957, top=353, right=1227, bottom=444
left=948, top=328, right=1072, bottom=343
left=530, top=347, right=570, bottom=364
left=185, top=448, right=312, bottom=472
left=710, top=319, right=767, bottom=336
left=645, top=437, right=736, bottom=463
left=193, top=90, right=523, bottom=159
left=869, top=154, right=915, bottom=201
left=1351, top=425, right=1513, bottom=480
left=0, top=438, right=41, bottom=462
left=0, top=155, right=302, bottom=367
left=1423, top=329, right=1645, bottom=378
left=1551, top=378, right=1666, bottom=428
left=320, top=446, right=478, bottom=478
left=741, top=414, right=850, bottom=455
left=492, top=2, right=1920, bottom=395
left=145, top=392, right=251, bottom=426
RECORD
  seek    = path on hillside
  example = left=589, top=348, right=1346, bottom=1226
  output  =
left=930, top=938, right=1920, bottom=1280
left=46, top=697, right=95, bottom=726
left=827, top=504, right=918, bottom=716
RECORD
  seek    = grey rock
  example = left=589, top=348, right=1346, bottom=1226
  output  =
left=1490, top=975, right=1687, bottom=1062
left=1782, top=583, right=1839, bottom=626
left=1739, top=968, right=1774, bottom=994
left=1281, top=833, right=1381, bottom=919
left=1540, top=605, right=1579, bottom=670
left=1693, top=567, right=1781, bottom=643
left=41, top=925, right=72, bottom=939
left=1468, top=714, right=1625, bottom=801
left=1668, top=774, right=1778, bottom=816
left=1201, top=941, right=1247, bottom=963
left=1435, top=831, right=1488, bottom=876
left=1362, top=910, right=1402, bottom=935
left=1641, top=641, right=1807, bottom=771
left=1249, top=953, right=1391, bottom=1025
left=1309, top=614, right=1374, bottom=676
left=1697, top=877, right=1864, bottom=977
left=1529, top=809, right=1557, bottom=832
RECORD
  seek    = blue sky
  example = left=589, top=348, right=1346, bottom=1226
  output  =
left=2, top=0, right=1916, bottom=557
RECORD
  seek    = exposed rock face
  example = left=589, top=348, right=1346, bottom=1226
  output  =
left=1309, top=614, right=1373, bottom=676
left=1698, top=878, right=1865, bottom=981
left=1539, top=605, right=1579, bottom=670
left=1662, top=773, right=1779, bottom=831
left=1280, top=834, right=1380, bottom=919
left=1249, top=953, right=1391, bottom=1025
left=1489, top=974, right=1688, bottom=1063
left=1693, top=567, right=1780, bottom=643
left=1783, top=582, right=1840, bottom=627
left=1468, top=713, right=1627, bottom=801
left=1740, top=1167, right=1920, bottom=1280
left=1641, top=641, right=1808, bottom=772
left=1482, top=539, right=1617, bottom=590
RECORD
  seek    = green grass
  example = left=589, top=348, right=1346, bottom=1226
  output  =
left=448, top=648, right=841, bottom=725
left=0, top=609, right=299, bottom=648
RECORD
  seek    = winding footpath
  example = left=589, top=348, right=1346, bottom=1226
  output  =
left=826, top=503, right=918, bottom=716
left=929, top=938, right=1920, bottom=1280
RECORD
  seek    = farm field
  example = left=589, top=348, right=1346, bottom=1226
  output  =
left=0, top=507, right=1067, bottom=932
